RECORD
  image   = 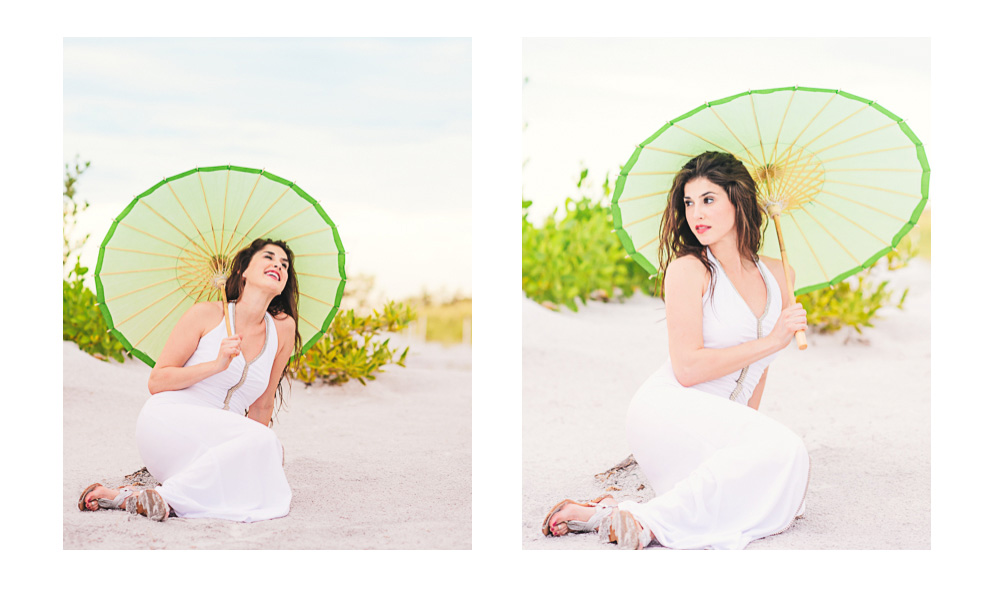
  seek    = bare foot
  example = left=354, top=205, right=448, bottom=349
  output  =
left=549, top=496, right=617, bottom=536
left=80, top=484, right=137, bottom=511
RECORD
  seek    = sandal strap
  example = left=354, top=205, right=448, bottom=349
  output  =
left=95, top=487, right=134, bottom=510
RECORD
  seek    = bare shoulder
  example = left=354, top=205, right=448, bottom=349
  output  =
left=758, top=255, right=783, bottom=274
left=759, top=255, right=794, bottom=304
left=183, top=301, right=225, bottom=335
left=271, top=311, right=296, bottom=341
left=664, top=254, right=709, bottom=293
left=665, top=254, right=708, bottom=276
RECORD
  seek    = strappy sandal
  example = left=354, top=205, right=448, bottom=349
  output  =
left=542, top=494, right=615, bottom=536
left=78, top=484, right=169, bottom=522
left=598, top=508, right=652, bottom=550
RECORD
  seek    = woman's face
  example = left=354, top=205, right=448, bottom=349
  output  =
left=243, top=244, right=290, bottom=294
left=683, top=177, right=737, bottom=247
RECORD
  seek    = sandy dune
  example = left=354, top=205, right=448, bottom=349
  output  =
left=64, top=339, right=472, bottom=549
left=523, top=260, right=930, bottom=549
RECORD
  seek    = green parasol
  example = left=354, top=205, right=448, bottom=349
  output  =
left=95, top=165, right=347, bottom=367
left=611, top=86, right=929, bottom=349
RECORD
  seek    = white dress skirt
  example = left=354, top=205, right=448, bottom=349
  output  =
left=135, top=303, right=292, bottom=523
left=616, top=249, right=810, bottom=549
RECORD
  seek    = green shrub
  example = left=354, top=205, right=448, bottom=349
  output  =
left=290, top=300, right=416, bottom=386
left=63, top=260, right=132, bottom=362
left=799, top=236, right=916, bottom=334
left=522, top=169, right=655, bottom=311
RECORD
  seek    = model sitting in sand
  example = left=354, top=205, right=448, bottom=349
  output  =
left=78, top=238, right=300, bottom=522
left=542, top=152, right=810, bottom=549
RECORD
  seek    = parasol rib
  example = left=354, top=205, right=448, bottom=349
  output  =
left=114, top=286, right=186, bottom=328
left=823, top=168, right=922, bottom=173
left=298, top=290, right=339, bottom=309
left=106, top=277, right=176, bottom=302
left=196, top=171, right=219, bottom=256
left=822, top=179, right=922, bottom=199
left=282, top=227, right=331, bottom=243
left=820, top=189, right=907, bottom=221
left=810, top=199, right=892, bottom=246
left=133, top=295, right=192, bottom=347
left=105, top=246, right=179, bottom=260
left=812, top=121, right=898, bottom=156
left=672, top=124, right=746, bottom=163
left=770, top=89, right=797, bottom=161
left=770, top=93, right=837, bottom=168
left=820, top=145, right=913, bottom=164
left=619, top=189, right=671, bottom=203
left=293, top=251, right=343, bottom=258
left=228, top=185, right=294, bottom=251
left=709, top=106, right=763, bottom=171
left=135, top=200, right=213, bottom=262
left=198, top=170, right=219, bottom=254
left=254, top=206, right=312, bottom=241
left=222, top=172, right=264, bottom=256
left=166, top=182, right=216, bottom=259
left=749, top=93, right=767, bottom=164
left=624, top=210, right=665, bottom=228
left=799, top=204, right=861, bottom=263
left=786, top=211, right=830, bottom=283
left=644, top=146, right=696, bottom=158
left=298, top=313, right=320, bottom=332
left=222, top=169, right=230, bottom=249
left=799, top=104, right=869, bottom=150
left=118, top=221, right=205, bottom=259
left=297, top=271, right=344, bottom=282
left=101, top=265, right=179, bottom=276
left=637, top=236, right=658, bottom=252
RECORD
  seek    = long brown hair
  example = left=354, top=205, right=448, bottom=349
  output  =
left=657, top=151, right=766, bottom=298
left=225, top=238, right=302, bottom=417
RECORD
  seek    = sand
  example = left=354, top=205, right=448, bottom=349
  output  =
left=522, top=259, right=930, bottom=549
left=63, top=337, right=471, bottom=549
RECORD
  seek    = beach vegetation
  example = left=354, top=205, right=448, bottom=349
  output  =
left=522, top=168, right=655, bottom=311
left=290, top=301, right=416, bottom=386
left=63, top=157, right=132, bottom=362
left=799, top=235, right=917, bottom=334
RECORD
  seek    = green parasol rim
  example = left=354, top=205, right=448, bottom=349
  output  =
left=94, top=165, right=347, bottom=367
left=610, top=86, right=930, bottom=294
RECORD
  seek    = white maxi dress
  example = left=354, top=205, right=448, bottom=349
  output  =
left=135, top=303, right=292, bottom=522
left=617, top=248, right=810, bottom=549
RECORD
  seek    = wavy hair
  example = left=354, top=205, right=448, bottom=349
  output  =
left=657, top=151, right=766, bottom=298
left=224, top=238, right=301, bottom=418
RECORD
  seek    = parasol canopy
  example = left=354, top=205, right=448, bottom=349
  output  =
left=612, top=86, right=928, bottom=291
left=95, top=165, right=346, bottom=367
left=611, top=86, right=929, bottom=348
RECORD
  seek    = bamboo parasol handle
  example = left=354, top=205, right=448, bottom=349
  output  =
left=771, top=213, right=807, bottom=350
left=214, top=275, right=233, bottom=337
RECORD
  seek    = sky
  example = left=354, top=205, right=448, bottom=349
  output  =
left=522, top=38, right=930, bottom=222
left=64, top=37, right=472, bottom=302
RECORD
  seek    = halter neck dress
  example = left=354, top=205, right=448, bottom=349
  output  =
left=134, top=302, right=292, bottom=522
left=617, top=248, right=810, bottom=549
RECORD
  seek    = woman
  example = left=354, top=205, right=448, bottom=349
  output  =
left=78, top=238, right=301, bottom=522
left=542, top=152, right=810, bottom=549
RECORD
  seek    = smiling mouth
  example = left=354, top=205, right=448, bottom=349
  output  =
left=695, top=225, right=710, bottom=234
left=265, top=271, right=281, bottom=281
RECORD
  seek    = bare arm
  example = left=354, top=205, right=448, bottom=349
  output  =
left=147, top=302, right=241, bottom=395
left=246, top=315, right=296, bottom=427
left=665, top=255, right=805, bottom=388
